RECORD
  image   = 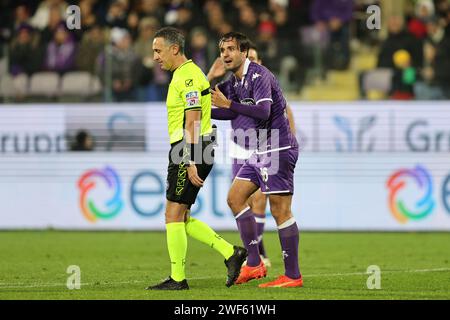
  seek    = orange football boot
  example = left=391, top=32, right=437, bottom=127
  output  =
left=258, top=275, right=303, bottom=288
left=235, top=261, right=267, bottom=284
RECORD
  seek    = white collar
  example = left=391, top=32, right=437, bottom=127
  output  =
left=239, top=58, right=251, bottom=85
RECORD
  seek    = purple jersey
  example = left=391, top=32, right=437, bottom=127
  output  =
left=219, top=59, right=297, bottom=152
left=217, top=79, right=257, bottom=150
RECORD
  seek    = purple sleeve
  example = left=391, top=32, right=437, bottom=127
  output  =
left=211, top=108, right=238, bottom=120
left=230, top=100, right=271, bottom=121
left=217, top=80, right=231, bottom=97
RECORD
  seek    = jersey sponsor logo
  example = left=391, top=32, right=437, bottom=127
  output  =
left=185, top=91, right=200, bottom=107
left=252, top=73, right=261, bottom=81
left=185, top=79, right=193, bottom=87
left=240, top=98, right=255, bottom=105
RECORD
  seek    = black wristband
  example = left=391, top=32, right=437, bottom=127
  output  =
left=189, top=143, right=196, bottom=162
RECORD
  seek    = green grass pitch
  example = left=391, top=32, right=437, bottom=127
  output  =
left=0, top=231, right=449, bottom=300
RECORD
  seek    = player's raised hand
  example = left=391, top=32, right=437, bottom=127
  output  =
left=187, top=163, right=204, bottom=187
left=207, top=58, right=226, bottom=81
left=211, top=85, right=231, bottom=109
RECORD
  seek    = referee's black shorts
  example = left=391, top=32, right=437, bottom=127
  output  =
left=166, top=139, right=214, bottom=206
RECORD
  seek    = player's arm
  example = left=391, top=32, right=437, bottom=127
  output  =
left=211, top=81, right=238, bottom=120
left=212, top=107, right=238, bottom=120
left=211, top=77, right=272, bottom=120
left=286, top=104, right=296, bottom=135
left=207, top=58, right=225, bottom=82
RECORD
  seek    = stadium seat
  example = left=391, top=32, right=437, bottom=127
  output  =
left=12, top=74, right=29, bottom=97
left=0, top=73, right=29, bottom=100
left=362, top=68, right=393, bottom=97
left=60, top=71, right=93, bottom=97
left=90, top=75, right=103, bottom=95
left=29, top=72, right=60, bottom=97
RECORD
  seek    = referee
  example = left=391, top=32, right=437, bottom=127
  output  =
left=148, top=27, right=247, bottom=290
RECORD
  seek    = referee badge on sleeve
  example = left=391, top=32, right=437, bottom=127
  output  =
left=185, top=91, right=199, bottom=107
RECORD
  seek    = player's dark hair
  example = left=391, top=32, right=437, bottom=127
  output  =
left=219, top=32, right=251, bottom=54
left=154, top=27, right=185, bottom=54
left=248, top=42, right=258, bottom=52
left=248, top=41, right=262, bottom=60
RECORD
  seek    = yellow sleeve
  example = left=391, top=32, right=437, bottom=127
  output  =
left=180, top=77, right=202, bottom=111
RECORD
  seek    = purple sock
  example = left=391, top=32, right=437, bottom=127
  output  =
left=235, top=207, right=261, bottom=267
left=278, top=218, right=301, bottom=279
left=255, top=214, right=267, bottom=258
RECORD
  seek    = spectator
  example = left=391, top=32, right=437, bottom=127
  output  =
left=40, top=4, right=64, bottom=45
left=75, top=24, right=105, bottom=74
left=415, top=17, right=450, bottom=99
left=390, top=49, right=416, bottom=100
left=204, top=0, right=227, bottom=38
left=71, top=130, right=95, bottom=151
left=269, top=0, right=305, bottom=90
left=287, top=0, right=313, bottom=29
left=407, top=0, right=435, bottom=39
left=377, top=15, right=423, bottom=69
left=11, top=5, right=31, bottom=31
left=435, top=0, right=450, bottom=22
left=185, top=27, right=216, bottom=73
left=138, top=0, right=165, bottom=25
left=310, top=0, right=353, bottom=70
left=133, top=17, right=158, bottom=59
left=79, top=0, right=98, bottom=31
left=44, top=23, right=76, bottom=73
left=257, top=12, right=299, bottom=92
left=229, top=0, right=249, bottom=26
left=269, top=0, right=290, bottom=38
left=29, top=0, right=67, bottom=30
left=9, top=24, right=43, bottom=76
left=127, top=11, right=140, bottom=39
left=238, top=4, right=259, bottom=41
left=105, top=0, right=128, bottom=29
left=256, top=17, right=279, bottom=72
left=174, top=5, right=196, bottom=34
left=101, top=27, right=140, bottom=102
left=133, top=17, right=169, bottom=101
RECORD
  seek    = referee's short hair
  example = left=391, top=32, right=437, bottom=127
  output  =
left=219, top=32, right=251, bottom=54
left=154, top=27, right=185, bottom=54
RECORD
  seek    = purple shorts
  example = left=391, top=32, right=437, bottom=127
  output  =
left=231, top=159, right=245, bottom=180
left=234, top=146, right=299, bottom=194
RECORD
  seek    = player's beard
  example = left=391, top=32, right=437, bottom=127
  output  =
left=226, top=59, right=244, bottom=74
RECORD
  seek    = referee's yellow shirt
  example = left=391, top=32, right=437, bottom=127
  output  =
left=166, top=59, right=212, bottom=144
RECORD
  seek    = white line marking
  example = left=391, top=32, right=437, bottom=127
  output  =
left=1, top=268, right=449, bottom=289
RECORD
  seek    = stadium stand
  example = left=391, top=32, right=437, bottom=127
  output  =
left=0, top=0, right=449, bottom=103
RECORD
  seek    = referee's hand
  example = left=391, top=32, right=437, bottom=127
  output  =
left=187, top=163, right=204, bottom=187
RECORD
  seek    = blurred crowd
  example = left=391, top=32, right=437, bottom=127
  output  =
left=369, top=0, right=450, bottom=100
left=0, top=0, right=357, bottom=102
left=0, top=0, right=449, bottom=102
